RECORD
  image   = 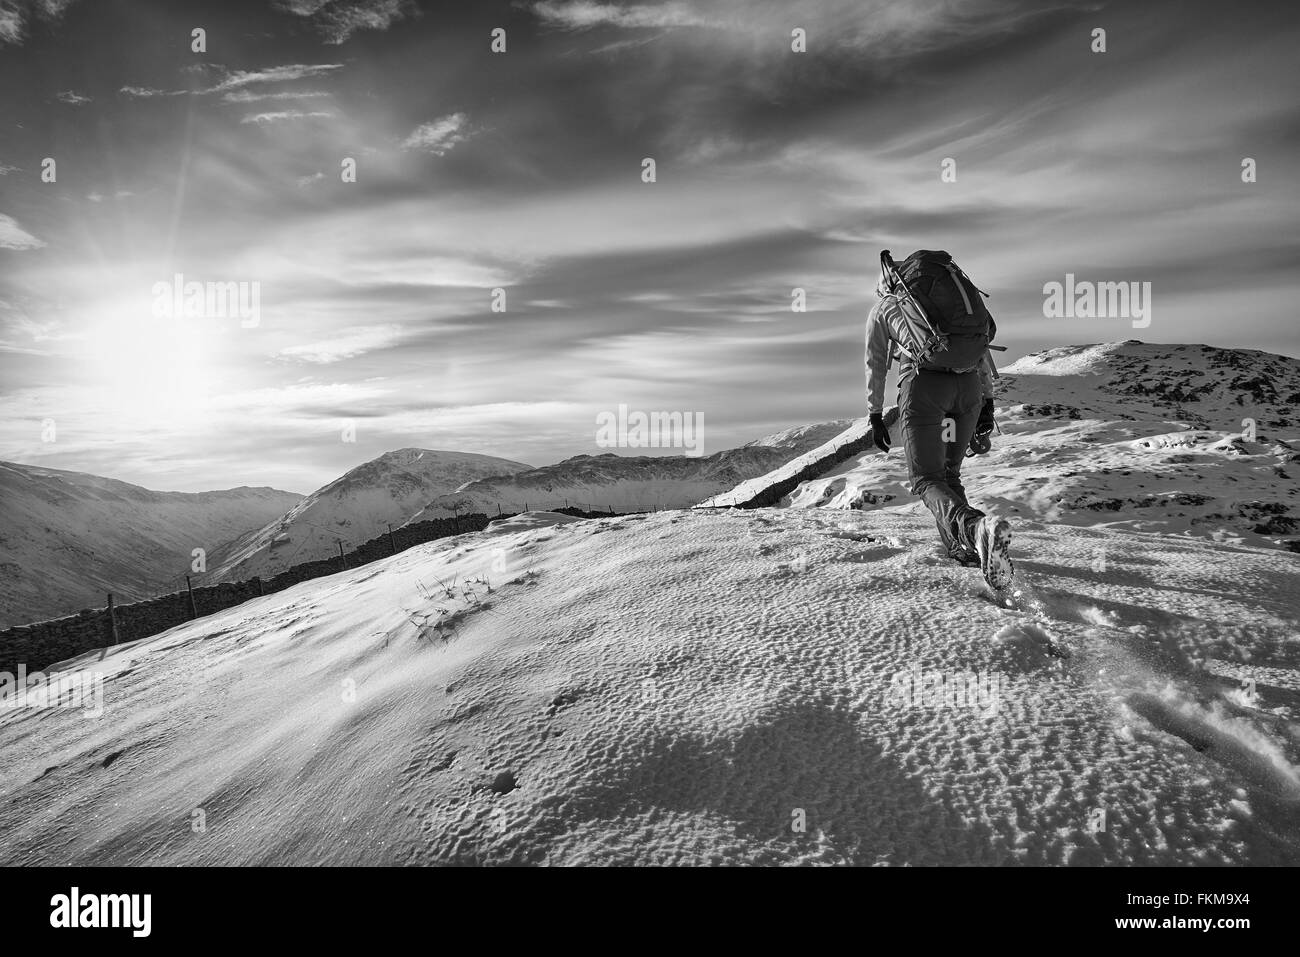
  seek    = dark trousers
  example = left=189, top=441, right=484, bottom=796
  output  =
left=899, top=369, right=985, bottom=559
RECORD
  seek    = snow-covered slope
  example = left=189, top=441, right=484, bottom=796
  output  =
left=404, top=422, right=853, bottom=522
left=0, top=462, right=301, bottom=627
left=210, top=448, right=531, bottom=582
left=2, top=507, right=1297, bottom=865
left=771, top=342, right=1300, bottom=552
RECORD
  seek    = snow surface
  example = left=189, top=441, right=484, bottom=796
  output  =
left=2, top=507, right=1297, bottom=865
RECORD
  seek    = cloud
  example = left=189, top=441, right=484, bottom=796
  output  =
left=530, top=0, right=1063, bottom=59
left=0, top=164, right=19, bottom=175
left=119, top=85, right=173, bottom=98
left=275, top=325, right=404, bottom=363
left=532, top=1, right=709, bottom=30
left=241, top=110, right=335, bottom=124
left=0, top=5, right=18, bottom=43
left=297, top=171, right=327, bottom=187
left=55, top=90, right=90, bottom=105
left=209, top=63, right=344, bottom=92
left=0, top=0, right=79, bottom=46
left=120, top=65, right=343, bottom=100
left=0, top=214, right=45, bottom=249
left=274, top=0, right=417, bottom=45
left=221, top=89, right=331, bottom=103
left=400, top=113, right=470, bottom=154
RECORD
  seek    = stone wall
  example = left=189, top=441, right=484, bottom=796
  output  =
left=0, top=511, right=518, bottom=674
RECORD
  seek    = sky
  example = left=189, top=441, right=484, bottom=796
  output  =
left=1, top=0, right=1297, bottom=493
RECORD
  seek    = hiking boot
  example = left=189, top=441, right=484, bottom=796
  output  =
left=974, top=514, right=1014, bottom=591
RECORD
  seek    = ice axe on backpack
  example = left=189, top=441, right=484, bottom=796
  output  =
left=877, top=250, right=949, bottom=365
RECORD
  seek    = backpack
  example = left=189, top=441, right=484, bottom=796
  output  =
left=878, top=249, right=995, bottom=371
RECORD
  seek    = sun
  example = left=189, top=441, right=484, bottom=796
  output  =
left=82, top=311, right=218, bottom=422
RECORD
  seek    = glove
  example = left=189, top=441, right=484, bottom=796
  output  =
left=967, top=398, right=995, bottom=456
left=868, top=411, right=891, bottom=453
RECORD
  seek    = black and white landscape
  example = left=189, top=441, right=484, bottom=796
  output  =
left=1, top=0, right=1298, bottom=879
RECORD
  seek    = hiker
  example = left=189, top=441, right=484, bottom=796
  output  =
left=863, top=250, right=1013, bottom=590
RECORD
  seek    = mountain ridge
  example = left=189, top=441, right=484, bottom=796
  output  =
left=0, top=461, right=302, bottom=627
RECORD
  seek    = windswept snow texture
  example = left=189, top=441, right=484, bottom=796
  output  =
left=0, top=462, right=301, bottom=627
left=780, top=342, right=1300, bottom=552
left=2, top=508, right=1297, bottom=865
left=404, top=422, right=852, bottom=522
left=210, top=448, right=531, bottom=582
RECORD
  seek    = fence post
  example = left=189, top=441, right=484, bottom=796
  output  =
left=105, top=593, right=120, bottom=650
left=337, top=540, right=347, bottom=570
left=185, top=575, right=198, bottom=620
left=388, top=523, right=397, bottom=555
left=452, top=508, right=460, bottom=533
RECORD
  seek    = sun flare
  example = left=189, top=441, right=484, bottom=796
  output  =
left=83, top=313, right=216, bottom=421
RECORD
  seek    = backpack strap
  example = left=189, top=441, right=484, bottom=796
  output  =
left=952, top=262, right=989, bottom=297
left=944, top=263, right=974, bottom=314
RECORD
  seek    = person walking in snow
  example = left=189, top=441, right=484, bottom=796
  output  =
left=863, top=249, right=1013, bottom=590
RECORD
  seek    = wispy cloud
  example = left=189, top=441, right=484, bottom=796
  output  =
left=55, top=90, right=90, bottom=105
left=276, top=325, right=404, bottom=363
left=532, top=1, right=709, bottom=30
left=531, top=0, right=1063, bottom=58
left=0, top=5, right=18, bottom=44
left=241, top=110, right=335, bottom=124
left=209, top=63, right=344, bottom=92
left=400, top=113, right=470, bottom=154
left=118, top=85, right=175, bottom=98
left=274, top=0, right=417, bottom=45
left=0, top=0, right=79, bottom=46
left=221, top=89, right=331, bottom=104
left=120, top=65, right=343, bottom=100
left=0, top=214, right=45, bottom=249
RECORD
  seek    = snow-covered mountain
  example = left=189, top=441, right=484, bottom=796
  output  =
left=5, top=505, right=1297, bottom=864
left=210, top=448, right=532, bottom=582
left=0, top=462, right=301, bottom=627
left=759, top=342, right=1300, bottom=553
left=403, top=421, right=853, bottom=523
